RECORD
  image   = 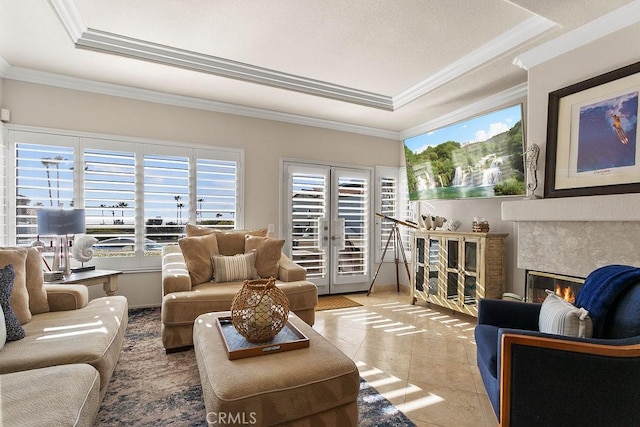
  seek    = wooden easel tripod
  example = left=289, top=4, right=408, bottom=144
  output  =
left=367, top=214, right=413, bottom=296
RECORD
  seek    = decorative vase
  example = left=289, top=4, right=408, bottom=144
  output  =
left=230, top=277, right=290, bottom=343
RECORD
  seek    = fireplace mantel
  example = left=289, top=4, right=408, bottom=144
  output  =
left=501, top=192, right=640, bottom=282
left=502, top=193, right=640, bottom=222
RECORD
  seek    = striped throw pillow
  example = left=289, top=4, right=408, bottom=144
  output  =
left=539, top=290, right=593, bottom=338
left=211, top=250, right=259, bottom=283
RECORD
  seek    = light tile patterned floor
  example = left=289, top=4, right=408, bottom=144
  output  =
left=312, top=291, right=498, bottom=427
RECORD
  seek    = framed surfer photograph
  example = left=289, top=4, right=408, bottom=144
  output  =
left=545, top=61, right=640, bottom=198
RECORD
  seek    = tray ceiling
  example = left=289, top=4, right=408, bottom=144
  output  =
left=0, top=0, right=637, bottom=138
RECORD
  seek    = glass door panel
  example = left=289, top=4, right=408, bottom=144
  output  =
left=414, top=237, right=425, bottom=292
left=447, top=272, right=458, bottom=300
left=464, top=241, right=478, bottom=272
left=428, top=238, right=439, bottom=295
left=285, top=165, right=329, bottom=292
left=464, top=275, right=477, bottom=304
left=332, top=169, right=369, bottom=287
left=447, top=239, right=458, bottom=269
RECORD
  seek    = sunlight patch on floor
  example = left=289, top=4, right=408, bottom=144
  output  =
left=330, top=307, right=428, bottom=336
left=402, top=393, right=446, bottom=413
left=358, top=360, right=445, bottom=414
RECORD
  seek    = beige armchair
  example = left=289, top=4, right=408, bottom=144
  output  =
left=161, top=234, right=318, bottom=352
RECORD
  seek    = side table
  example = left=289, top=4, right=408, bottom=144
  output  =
left=46, top=269, right=122, bottom=296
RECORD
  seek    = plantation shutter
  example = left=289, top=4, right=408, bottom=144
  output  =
left=15, top=142, right=75, bottom=245
left=195, top=157, right=238, bottom=231
left=335, top=173, right=369, bottom=278
left=84, top=146, right=136, bottom=255
left=375, top=167, right=414, bottom=262
left=143, top=153, right=190, bottom=245
left=290, top=170, right=327, bottom=279
left=379, top=175, right=397, bottom=257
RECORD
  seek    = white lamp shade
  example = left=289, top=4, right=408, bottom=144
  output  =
left=37, top=209, right=86, bottom=235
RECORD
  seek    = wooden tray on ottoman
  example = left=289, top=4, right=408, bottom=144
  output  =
left=215, top=316, right=310, bottom=360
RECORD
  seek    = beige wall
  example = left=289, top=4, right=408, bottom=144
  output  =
left=1, top=80, right=402, bottom=307
left=2, top=80, right=401, bottom=229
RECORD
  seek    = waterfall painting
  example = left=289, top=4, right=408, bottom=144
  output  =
left=404, top=104, right=525, bottom=200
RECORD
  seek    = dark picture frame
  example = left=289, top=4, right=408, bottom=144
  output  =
left=544, top=61, right=640, bottom=198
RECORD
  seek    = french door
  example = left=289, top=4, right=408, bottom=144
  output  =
left=283, top=162, right=371, bottom=295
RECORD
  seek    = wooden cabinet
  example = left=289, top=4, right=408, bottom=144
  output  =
left=412, top=231, right=507, bottom=317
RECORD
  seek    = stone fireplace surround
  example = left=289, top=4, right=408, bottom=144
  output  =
left=502, top=193, right=640, bottom=282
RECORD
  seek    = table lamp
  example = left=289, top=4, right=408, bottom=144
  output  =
left=37, top=208, right=86, bottom=275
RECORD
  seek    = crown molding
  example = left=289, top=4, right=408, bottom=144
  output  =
left=0, top=55, right=9, bottom=77
left=393, top=15, right=554, bottom=109
left=76, top=29, right=395, bottom=111
left=4, top=66, right=401, bottom=140
left=514, top=0, right=640, bottom=70
left=399, top=82, right=527, bottom=140
left=49, top=0, right=87, bottom=41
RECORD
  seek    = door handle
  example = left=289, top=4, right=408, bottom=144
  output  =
left=319, top=219, right=329, bottom=247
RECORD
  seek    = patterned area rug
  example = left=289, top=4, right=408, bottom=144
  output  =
left=96, top=308, right=415, bottom=426
left=315, top=294, right=363, bottom=311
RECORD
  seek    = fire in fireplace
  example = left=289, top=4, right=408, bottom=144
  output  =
left=526, top=271, right=585, bottom=303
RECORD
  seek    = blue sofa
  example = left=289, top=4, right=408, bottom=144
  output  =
left=475, top=265, right=640, bottom=426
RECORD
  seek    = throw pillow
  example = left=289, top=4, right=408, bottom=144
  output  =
left=25, top=247, right=49, bottom=315
left=0, top=303, right=6, bottom=350
left=211, top=250, right=258, bottom=283
left=185, top=224, right=215, bottom=237
left=178, top=234, right=220, bottom=285
left=245, top=235, right=284, bottom=279
left=0, top=247, right=31, bottom=325
left=214, top=229, right=269, bottom=256
left=0, top=265, right=26, bottom=341
left=539, top=290, right=593, bottom=338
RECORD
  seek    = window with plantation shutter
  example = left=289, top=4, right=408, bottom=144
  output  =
left=7, top=127, right=243, bottom=271
left=336, top=174, right=368, bottom=278
left=375, top=166, right=414, bottom=262
left=143, top=153, right=190, bottom=249
left=289, top=170, right=327, bottom=279
left=379, top=175, right=397, bottom=257
left=195, top=157, right=237, bottom=231
left=84, top=146, right=136, bottom=257
left=15, top=142, right=75, bottom=245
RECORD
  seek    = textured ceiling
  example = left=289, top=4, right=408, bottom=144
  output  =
left=0, top=0, right=636, bottom=138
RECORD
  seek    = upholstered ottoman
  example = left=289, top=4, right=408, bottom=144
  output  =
left=0, top=364, right=100, bottom=426
left=194, top=311, right=359, bottom=426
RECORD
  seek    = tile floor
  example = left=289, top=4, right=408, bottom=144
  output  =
left=312, top=291, right=498, bottom=427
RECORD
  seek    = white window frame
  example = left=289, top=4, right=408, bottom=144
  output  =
left=5, top=125, right=244, bottom=272
left=0, top=123, right=6, bottom=246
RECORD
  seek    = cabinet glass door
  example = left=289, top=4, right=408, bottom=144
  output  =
left=463, top=240, right=479, bottom=305
left=428, top=238, right=439, bottom=295
left=414, top=237, right=425, bottom=292
left=444, top=238, right=460, bottom=300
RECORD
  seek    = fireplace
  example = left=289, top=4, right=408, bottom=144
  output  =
left=526, top=271, right=585, bottom=303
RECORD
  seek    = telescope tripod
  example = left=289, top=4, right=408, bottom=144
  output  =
left=367, top=221, right=411, bottom=296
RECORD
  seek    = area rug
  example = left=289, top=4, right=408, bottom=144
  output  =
left=315, top=294, right=363, bottom=311
left=96, top=308, right=415, bottom=426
